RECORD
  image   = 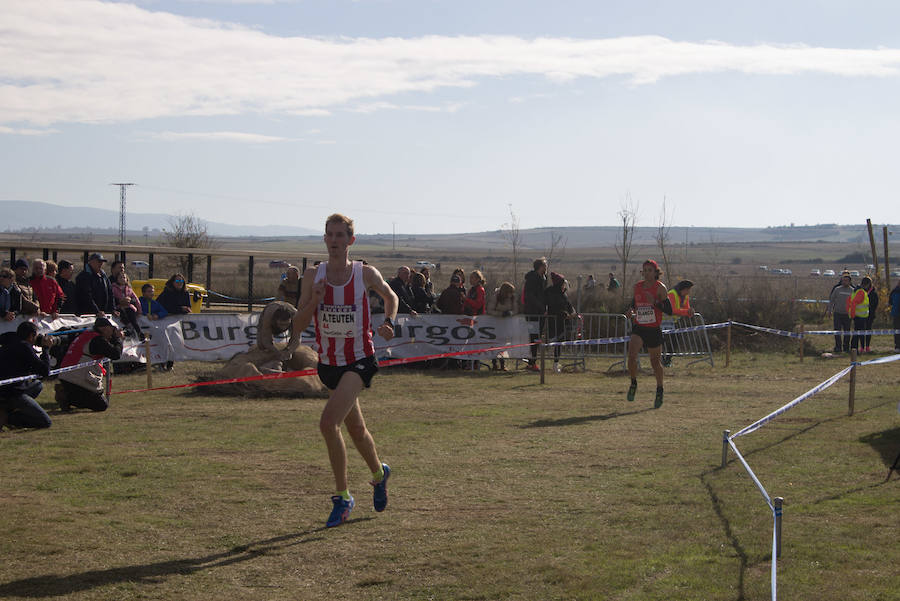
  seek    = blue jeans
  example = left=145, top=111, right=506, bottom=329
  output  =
left=0, top=381, right=52, bottom=429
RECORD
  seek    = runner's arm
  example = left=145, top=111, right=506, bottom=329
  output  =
left=364, top=265, right=398, bottom=340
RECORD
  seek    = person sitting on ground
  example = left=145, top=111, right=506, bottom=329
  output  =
left=464, top=270, right=486, bottom=316
left=139, top=283, right=168, bottom=320
left=1, top=267, right=22, bottom=321
left=30, top=258, right=64, bottom=318
left=111, top=272, right=146, bottom=340
left=13, top=259, right=41, bottom=316
left=546, top=272, right=576, bottom=373
left=389, top=266, right=417, bottom=315
left=488, top=281, right=518, bottom=371
left=156, top=273, right=192, bottom=315
left=436, top=274, right=466, bottom=315
left=410, top=271, right=436, bottom=313
left=56, top=316, right=123, bottom=413
left=75, top=253, right=117, bottom=317
left=276, top=266, right=302, bottom=307
left=55, top=260, right=78, bottom=314
left=0, top=321, right=53, bottom=430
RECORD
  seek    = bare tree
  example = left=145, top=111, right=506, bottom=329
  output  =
left=501, top=204, right=522, bottom=284
left=161, top=212, right=216, bottom=278
left=545, top=230, right=567, bottom=264
left=614, top=195, right=638, bottom=301
left=655, top=197, right=675, bottom=280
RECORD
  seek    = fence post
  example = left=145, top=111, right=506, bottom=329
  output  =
left=848, top=349, right=857, bottom=416
left=798, top=322, right=804, bottom=363
left=725, top=319, right=732, bottom=367
left=539, top=318, right=547, bottom=385
left=773, top=497, right=783, bottom=558
left=145, top=337, right=153, bottom=390
left=721, top=429, right=730, bottom=468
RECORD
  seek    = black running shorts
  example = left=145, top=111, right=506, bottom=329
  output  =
left=630, top=324, right=663, bottom=349
left=317, top=355, right=379, bottom=390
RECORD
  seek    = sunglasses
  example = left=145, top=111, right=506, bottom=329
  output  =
left=174, top=279, right=184, bottom=283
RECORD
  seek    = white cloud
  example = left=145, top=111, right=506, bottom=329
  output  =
left=0, top=125, right=60, bottom=136
left=146, top=130, right=295, bottom=142
left=3, top=1, right=900, bottom=126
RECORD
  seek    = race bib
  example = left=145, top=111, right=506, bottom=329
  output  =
left=635, top=305, right=656, bottom=325
left=318, top=303, right=357, bottom=338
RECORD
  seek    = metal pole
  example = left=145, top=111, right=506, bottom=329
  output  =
left=884, top=226, right=891, bottom=290
left=773, top=497, right=783, bottom=558
left=798, top=322, right=804, bottom=363
left=205, top=255, right=212, bottom=308
left=247, top=255, right=255, bottom=312
left=848, top=349, right=857, bottom=416
left=145, top=337, right=152, bottom=390
left=721, top=429, right=731, bottom=468
left=148, top=253, right=154, bottom=279
left=539, top=318, right=547, bottom=384
left=866, top=219, right=880, bottom=287
left=725, top=319, right=732, bottom=367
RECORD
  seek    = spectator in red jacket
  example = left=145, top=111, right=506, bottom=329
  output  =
left=30, top=259, right=65, bottom=317
left=464, top=270, right=486, bottom=316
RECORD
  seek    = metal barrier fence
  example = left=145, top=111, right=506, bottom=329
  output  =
left=521, top=313, right=630, bottom=372
left=660, top=312, right=715, bottom=367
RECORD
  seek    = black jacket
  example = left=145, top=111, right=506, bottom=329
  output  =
left=389, top=277, right=415, bottom=314
left=57, top=275, right=77, bottom=314
left=523, top=270, right=547, bottom=315
left=0, top=331, right=50, bottom=394
left=157, top=286, right=192, bottom=314
left=74, top=267, right=115, bottom=315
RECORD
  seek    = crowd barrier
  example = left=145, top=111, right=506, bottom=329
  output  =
left=720, top=351, right=900, bottom=601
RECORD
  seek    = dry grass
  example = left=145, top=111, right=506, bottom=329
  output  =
left=1, top=350, right=899, bottom=600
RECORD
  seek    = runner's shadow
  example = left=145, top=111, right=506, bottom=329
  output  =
left=0, top=521, right=369, bottom=598
left=520, top=407, right=653, bottom=428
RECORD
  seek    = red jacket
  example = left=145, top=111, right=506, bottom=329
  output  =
left=30, top=275, right=64, bottom=313
left=464, top=285, right=486, bottom=315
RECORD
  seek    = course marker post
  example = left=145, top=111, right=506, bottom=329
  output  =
left=725, top=319, right=732, bottom=367
left=774, top=496, right=783, bottom=558
left=848, top=349, right=857, bottom=416
left=540, top=318, right=547, bottom=384
left=721, top=429, right=730, bottom=468
left=145, top=337, right=152, bottom=390
left=798, top=322, right=804, bottom=363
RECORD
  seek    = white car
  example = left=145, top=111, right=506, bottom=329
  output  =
left=809, top=269, right=821, bottom=276
left=823, top=269, right=836, bottom=277
left=415, top=260, right=436, bottom=270
left=849, top=270, right=860, bottom=277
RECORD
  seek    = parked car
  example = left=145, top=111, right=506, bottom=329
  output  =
left=758, top=265, right=768, bottom=271
left=823, top=269, right=836, bottom=277
left=866, top=264, right=875, bottom=271
left=782, top=268, right=792, bottom=275
left=809, top=269, right=821, bottom=276
left=269, top=259, right=290, bottom=269
left=770, top=268, right=783, bottom=275
left=849, top=270, right=860, bottom=277
left=891, top=270, right=900, bottom=278
left=415, top=260, right=436, bottom=270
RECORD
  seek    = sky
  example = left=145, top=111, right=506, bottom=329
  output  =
left=2, top=0, right=900, bottom=236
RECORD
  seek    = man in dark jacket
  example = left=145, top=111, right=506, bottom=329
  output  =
left=0, top=321, right=53, bottom=430
left=74, top=253, right=117, bottom=316
left=56, top=259, right=78, bottom=314
left=56, top=316, right=123, bottom=412
left=388, top=266, right=417, bottom=315
left=436, top=275, right=466, bottom=315
left=522, top=257, right=548, bottom=369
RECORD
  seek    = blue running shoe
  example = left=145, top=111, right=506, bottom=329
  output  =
left=371, top=463, right=391, bottom=512
left=627, top=381, right=637, bottom=402
left=325, top=495, right=354, bottom=528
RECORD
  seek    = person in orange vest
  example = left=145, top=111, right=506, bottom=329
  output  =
left=847, top=276, right=871, bottom=353
left=55, top=316, right=123, bottom=412
left=659, top=280, right=695, bottom=366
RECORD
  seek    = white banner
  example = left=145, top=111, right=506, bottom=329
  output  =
left=1, top=313, right=531, bottom=363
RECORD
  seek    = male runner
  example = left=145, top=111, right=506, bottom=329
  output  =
left=626, top=260, right=668, bottom=408
left=293, top=214, right=399, bottom=528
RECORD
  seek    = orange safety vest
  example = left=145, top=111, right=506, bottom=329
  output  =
left=667, top=289, right=692, bottom=317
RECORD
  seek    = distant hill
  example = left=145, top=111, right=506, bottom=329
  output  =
left=0, top=200, right=319, bottom=237
left=0, top=200, right=888, bottom=248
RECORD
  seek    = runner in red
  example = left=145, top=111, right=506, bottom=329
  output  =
left=625, top=260, right=668, bottom=408
left=292, top=213, right=398, bottom=528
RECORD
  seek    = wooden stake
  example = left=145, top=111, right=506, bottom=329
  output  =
left=725, top=319, right=732, bottom=367
left=145, top=336, right=153, bottom=390
left=798, top=322, right=804, bottom=363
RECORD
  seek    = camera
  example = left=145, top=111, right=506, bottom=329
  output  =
left=35, top=333, right=60, bottom=348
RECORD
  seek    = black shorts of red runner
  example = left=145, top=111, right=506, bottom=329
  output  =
left=317, top=356, right=379, bottom=390
left=630, top=324, right=663, bottom=349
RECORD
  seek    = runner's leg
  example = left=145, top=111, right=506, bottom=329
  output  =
left=319, top=371, right=366, bottom=493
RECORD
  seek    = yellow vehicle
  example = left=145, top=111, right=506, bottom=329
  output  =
left=131, top=278, right=207, bottom=314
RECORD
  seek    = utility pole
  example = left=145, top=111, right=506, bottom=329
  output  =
left=111, top=183, right=135, bottom=245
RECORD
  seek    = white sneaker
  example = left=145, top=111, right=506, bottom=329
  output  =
left=553, top=362, right=561, bottom=373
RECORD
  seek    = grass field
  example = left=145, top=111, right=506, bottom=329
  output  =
left=1, top=351, right=898, bottom=601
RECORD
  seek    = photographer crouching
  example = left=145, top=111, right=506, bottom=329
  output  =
left=0, top=322, right=54, bottom=430
left=56, top=317, right=123, bottom=413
